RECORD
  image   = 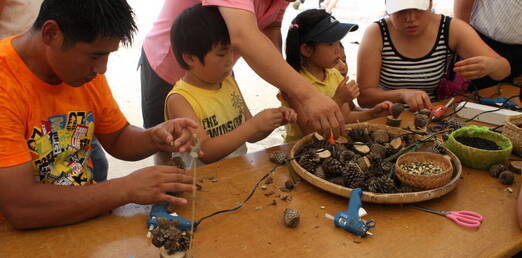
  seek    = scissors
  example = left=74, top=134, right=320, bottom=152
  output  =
left=409, top=205, right=483, bottom=228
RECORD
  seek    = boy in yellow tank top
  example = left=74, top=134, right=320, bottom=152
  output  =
left=158, top=4, right=296, bottom=167
left=281, top=9, right=393, bottom=142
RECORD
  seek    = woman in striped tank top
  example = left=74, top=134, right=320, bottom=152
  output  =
left=357, top=0, right=511, bottom=111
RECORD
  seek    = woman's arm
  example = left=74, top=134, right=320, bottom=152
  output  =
left=450, top=18, right=510, bottom=81
left=262, top=21, right=283, bottom=53
left=218, top=7, right=345, bottom=138
left=453, top=0, right=475, bottom=23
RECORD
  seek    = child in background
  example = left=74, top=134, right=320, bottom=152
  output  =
left=281, top=9, right=392, bottom=142
left=159, top=4, right=297, bottom=168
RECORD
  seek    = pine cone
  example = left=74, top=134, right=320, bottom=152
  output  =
left=447, top=117, right=465, bottom=130
left=314, top=166, right=327, bottom=179
left=269, top=151, right=287, bottom=165
left=391, top=103, right=404, bottom=119
left=283, top=208, right=300, bottom=228
left=368, top=176, right=396, bottom=193
left=368, top=143, right=387, bottom=161
left=489, top=163, right=507, bottom=178
left=342, top=162, right=365, bottom=188
left=322, top=158, right=344, bottom=178
left=339, top=150, right=357, bottom=164
left=349, top=128, right=371, bottom=143
left=298, top=152, right=319, bottom=173
left=371, top=129, right=390, bottom=144
left=429, top=142, right=447, bottom=154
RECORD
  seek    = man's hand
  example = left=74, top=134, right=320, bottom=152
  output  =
left=400, top=89, right=432, bottom=111
left=454, top=56, right=496, bottom=80
left=149, top=118, right=199, bottom=153
left=124, top=166, right=194, bottom=206
left=333, top=78, right=359, bottom=106
left=301, top=91, right=345, bottom=138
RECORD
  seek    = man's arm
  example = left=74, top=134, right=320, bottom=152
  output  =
left=96, top=118, right=198, bottom=161
left=218, top=7, right=345, bottom=138
left=0, top=162, right=194, bottom=229
left=453, top=0, right=475, bottom=23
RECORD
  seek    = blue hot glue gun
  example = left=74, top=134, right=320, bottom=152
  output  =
left=326, top=188, right=375, bottom=237
left=479, top=97, right=519, bottom=110
left=147, top=203, right=196, bottom=233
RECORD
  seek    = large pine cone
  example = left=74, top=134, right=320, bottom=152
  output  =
left=368, top=176, right=396, bottom=193
left=322, top=157, right=344, bottom=178
left=298, top=152, right=320, bottom=172
left=342, top=162, right=366, bottom=188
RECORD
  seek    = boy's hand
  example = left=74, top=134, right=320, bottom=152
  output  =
left=280, top=106, right=297, bottom=125
left=371, top=101, right=393, bottom=118
left=150, top=118, right=200, bottom=153
left=333, top=78, right=359, bottom=106
left=252, top=108, right=287, bottom=132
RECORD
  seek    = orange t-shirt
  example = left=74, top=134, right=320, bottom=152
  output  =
left=0, top=36, right=128, bottom=186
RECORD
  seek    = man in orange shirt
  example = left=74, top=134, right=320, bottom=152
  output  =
left=0, top=0, right=199, bottom=229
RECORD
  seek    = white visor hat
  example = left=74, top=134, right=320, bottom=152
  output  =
left=385, top=0, right=430, bottom=14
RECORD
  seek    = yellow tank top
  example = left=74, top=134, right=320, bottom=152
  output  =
left=280, top=68, right=344, bottom=142
left=165, top=76, right=247, bottom=167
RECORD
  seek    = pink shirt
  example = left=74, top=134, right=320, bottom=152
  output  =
left=142, top=0, right=289, bottom=84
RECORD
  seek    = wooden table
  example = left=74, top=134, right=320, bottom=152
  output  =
left=1, top=85, right=521, bottom=258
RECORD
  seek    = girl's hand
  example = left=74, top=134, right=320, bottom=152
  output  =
left=333, top=78, right=359, bottom=105
left=454, top=56, right=497, bottom=80
left=371, top=101, right=392, bottom=118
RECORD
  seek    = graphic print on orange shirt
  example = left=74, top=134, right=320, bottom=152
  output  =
left=28, top=111, right=95, bottom=186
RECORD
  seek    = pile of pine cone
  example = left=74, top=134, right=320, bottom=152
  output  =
left=296, top=127, right=445, bottom=194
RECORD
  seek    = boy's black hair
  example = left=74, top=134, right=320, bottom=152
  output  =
left=285, top=9, right=330, bottom=72
left=33, top=0, right=137, bottom=47
left=171, top=4, right=230, bottom=70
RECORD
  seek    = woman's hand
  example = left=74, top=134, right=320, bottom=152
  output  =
left=400, top=89, right=432, bottom=111
left=454, top=56, right=498, bottom=80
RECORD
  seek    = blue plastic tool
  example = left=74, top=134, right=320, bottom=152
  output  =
left=147, top=203, right=195, bottom=231
left=330, top=188, right=375, bottom=237
left=479, top=97, right=519, bottom=110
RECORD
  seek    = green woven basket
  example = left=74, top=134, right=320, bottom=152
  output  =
left=444, top=125, right=512, bottom=170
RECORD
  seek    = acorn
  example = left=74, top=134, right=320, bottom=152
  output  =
left=489, top=163, right=507, bottom=178
left=269, top=151, right=287, bottom=165
left=499, top=171, right=514, bottom=185
left=391, top=103, right=404, bottom=119
left=283, top=208, right=300, bottom=228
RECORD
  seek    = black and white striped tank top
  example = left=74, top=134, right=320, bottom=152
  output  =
left=377, top=15, right=452, bottom=101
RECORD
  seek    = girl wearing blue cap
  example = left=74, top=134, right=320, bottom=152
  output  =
left=281, top=9, right=392, bottom=142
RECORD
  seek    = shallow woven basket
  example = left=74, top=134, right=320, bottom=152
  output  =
left=502, top=114, right=522, bottom=155
left=289, top=123, right=462, bottom=204
left=395, top=152, right=453, bottom=190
